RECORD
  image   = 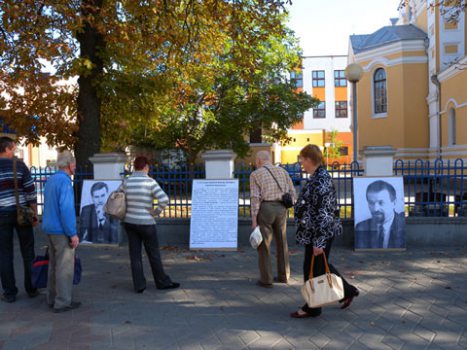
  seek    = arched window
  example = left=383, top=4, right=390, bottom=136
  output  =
left=448, top=108, right=456, bottom=145
left=373, top=68, right=387, bottom=114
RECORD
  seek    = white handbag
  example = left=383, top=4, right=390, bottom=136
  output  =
left=300, top=253, right=344, bottom=308
left=104, top=190, right=126, bottom=219
left=104, top=180, right=127, bottom=220
left=249, top=226, right=263, bottom=249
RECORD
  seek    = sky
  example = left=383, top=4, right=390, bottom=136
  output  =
left=286, top=0, right=401, bottom=56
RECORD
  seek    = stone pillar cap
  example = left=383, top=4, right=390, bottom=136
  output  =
left=362, top=146, right=397, bottom=157
left=201, top=150, right=237, bottom=161
left=89, top=152, right=127, bottom=164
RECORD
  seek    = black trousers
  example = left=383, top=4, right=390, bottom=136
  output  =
left=124, top=223, right=172, bottom=291
left=0, top=211, right=36, bottom=297
left=302, top=238, right=357, bottom=314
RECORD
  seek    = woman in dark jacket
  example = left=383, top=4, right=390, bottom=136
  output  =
left=290, top=144, right=359, bottom=318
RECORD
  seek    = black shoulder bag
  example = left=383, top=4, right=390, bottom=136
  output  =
left=263, top=166, right=294, bottom=209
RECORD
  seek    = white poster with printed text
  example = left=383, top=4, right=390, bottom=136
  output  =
left=189, top=179, right=239, bottom=250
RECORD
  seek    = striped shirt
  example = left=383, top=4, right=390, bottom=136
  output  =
left=0, top=157, right=37, bottom=212
left=249, top=164, right=296, bottom=219
left=122, top=171, right=169, bottom=225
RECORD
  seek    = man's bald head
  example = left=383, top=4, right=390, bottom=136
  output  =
left=255, top=151, right=272, bottom=167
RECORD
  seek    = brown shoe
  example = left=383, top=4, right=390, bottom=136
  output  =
left=157, top=282, right=180, bottom=290
left=256, top=280, right=273, bottom=288
left=273, top=277, right=288, bottom=284
left=28, top=290, right=40, bottom=298
left=53, top=301, right=81, bottom=313
left=1, top=294, right=16, bottom=303
left=340, top=289, right=359, bottom=309
left=290, top=309, right=321, bottom=318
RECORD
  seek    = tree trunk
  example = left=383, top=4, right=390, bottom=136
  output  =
left=75, top=0, right=105, bottom=169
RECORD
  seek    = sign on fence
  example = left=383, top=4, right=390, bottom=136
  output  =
left=353, top=177, right=406, bottom=251
left=80, top=180, right=122, bottom=245
left=189, top=179, right=239, bottom=250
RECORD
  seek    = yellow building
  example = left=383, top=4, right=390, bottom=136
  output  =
left=348, top=0, right=467, bottom=162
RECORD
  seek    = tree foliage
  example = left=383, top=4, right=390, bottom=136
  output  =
left=0, top=0, right=313, bottom=165
left=114, top=27, right=317, bottom=163
left=323, top=129, right=344, bottom=165
left=429, top=0, right=466, bottom=22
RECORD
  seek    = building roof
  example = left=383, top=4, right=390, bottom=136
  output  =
left=350, top=24, right=427, bottom=54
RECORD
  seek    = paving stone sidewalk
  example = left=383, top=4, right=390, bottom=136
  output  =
left=1, top=233, right=467, bottom=350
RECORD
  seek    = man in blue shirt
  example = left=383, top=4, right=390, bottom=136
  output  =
left=42, top=150, right=80, bottom=313
left=0, top=137, right=39, bottom=303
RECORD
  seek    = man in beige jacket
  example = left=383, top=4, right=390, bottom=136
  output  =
left=249, top=151, right=296, bottom=287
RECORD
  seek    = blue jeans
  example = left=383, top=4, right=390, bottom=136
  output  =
left=0, top=211, right=36, bottom=297
left=124, top=223, right=172, bottom=291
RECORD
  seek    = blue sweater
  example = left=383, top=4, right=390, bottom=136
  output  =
left=42, top=170, right=77, bottom=237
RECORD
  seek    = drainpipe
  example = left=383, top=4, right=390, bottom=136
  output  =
left=430, top=74, right=441, bottom=160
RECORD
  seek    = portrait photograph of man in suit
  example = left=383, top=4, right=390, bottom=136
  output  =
left=79, top=181, right=120, bottom=244
left=353, top=178, right=406, bottom=250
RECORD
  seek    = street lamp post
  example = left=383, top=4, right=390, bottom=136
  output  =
left=345, top=63, right=363, bottom=164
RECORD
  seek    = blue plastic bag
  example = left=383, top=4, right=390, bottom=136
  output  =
left=31, top=248, right=82, bottom=287
left=31, top=250, right=49, bottom=289
left=73, top=254, right=82, bottom=285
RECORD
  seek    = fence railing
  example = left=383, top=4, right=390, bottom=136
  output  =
left=147, top=165, right=205, bottom=218
left=30, top=159, right=467, bottom=219
left=394, top=158, right=467, bottom=217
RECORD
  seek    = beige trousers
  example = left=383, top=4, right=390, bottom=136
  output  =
left=47, top=235, right=75, bottom=309
left=257, top=202, right=290, bottom=284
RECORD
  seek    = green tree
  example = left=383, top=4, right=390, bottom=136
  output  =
left=323, top=129, right=344, bottom=166
left=118, top=27, right=317, bottom=164
left=0, top=0, right=293, bottom=167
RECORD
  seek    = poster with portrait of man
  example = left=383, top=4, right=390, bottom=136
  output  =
left=353, top=177, right=406, bottom=251
left=80, top=180, right=122, bottom=244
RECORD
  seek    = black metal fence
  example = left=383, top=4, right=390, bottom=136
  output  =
left=147, top=165, right=205, bottom=218
left=394, top=158, right=467, bottom=217
left=30, top=158, right=467, bottom=219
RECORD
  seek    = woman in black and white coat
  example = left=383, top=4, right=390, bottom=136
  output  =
left=290, top=144, right=359, bottom=318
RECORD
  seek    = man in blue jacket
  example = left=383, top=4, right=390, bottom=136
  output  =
left=42, top=150, right=80, bottom=313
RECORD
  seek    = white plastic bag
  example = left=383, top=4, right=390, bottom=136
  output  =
left=249, top=226, right=263, bottom=249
